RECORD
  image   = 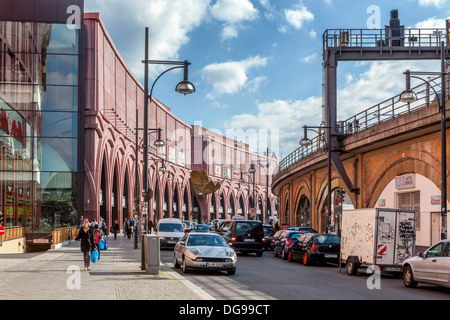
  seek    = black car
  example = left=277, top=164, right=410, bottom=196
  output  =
left=263, top=224, right=275, bottom=250
left=217, top=220, right=265, bottom=256
left=288, top=233, right=340, bottom=265
left=273, top=230, right=303, bottom=259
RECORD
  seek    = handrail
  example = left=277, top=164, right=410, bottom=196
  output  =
left=0, top=226, right=25, bottom=242
left=323, top=28, right=447, bottom=50
left=273, top=75, right=443, bottom=181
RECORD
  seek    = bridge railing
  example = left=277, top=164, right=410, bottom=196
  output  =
left=323, top=28, right=447, bottom=50
left=274, top=75, right=442, bottom=181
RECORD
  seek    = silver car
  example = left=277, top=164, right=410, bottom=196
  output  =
left=173, top=233, right=237, bottom=275
left=402, top=239, right=450, bottom=288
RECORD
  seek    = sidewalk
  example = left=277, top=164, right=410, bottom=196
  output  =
left=0, top=233, right=215, bottom=300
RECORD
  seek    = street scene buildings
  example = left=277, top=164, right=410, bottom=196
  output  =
left=0, top=0, right=449, bottom=303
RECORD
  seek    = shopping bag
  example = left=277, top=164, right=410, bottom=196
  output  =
left=91, top=249, right=99, bottom=263
left=99, top=238, right=107, bottom=250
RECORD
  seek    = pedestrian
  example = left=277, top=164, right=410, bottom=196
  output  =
left=74, top=219, right=95, bottom=271
left=93, top=224, right=102, bottom=260
left=126, top=219, right=132, bottom=239
left=148, top=219, right=153, bottom=234
left=123, top=218, right=128, bottom=237
left=113, top=219, right=120, bottom=240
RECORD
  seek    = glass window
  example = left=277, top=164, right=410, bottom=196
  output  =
left=40, top=138, right=77, bottom=172
left=314, top=235, right=341, bottom=244
left=442, top=244, right=450, bottom=257
left=426, top=243, right=444, bottom=258
left=46, top=54, right=78, bottom=86
left=41, top=112, right=78, bottom=138
left=42, top=86, right=78, bottom=111
left=46, top=24, right=79, bottom=54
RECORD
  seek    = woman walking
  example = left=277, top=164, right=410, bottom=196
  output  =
left=113, top=219, right=120, bottom=240
left=74, top=219, right=95, bottom=271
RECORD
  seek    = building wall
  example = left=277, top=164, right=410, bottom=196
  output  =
left=83, top=13, right=279, bottom=229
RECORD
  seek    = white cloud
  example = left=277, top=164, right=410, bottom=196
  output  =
left=85, top=0, right=210, bottom=79
left=309, top=29, right=317, bottom=39
left=301, top=53, right=317, bottom=63
left=225, top=97, right=323, bottom=154
left=418, top=0, right=446, bottom=7
left=210, top=0, right=258, bottom=40
left=201, top=56, right=269, bottom=99
left=284, top=5, right=314, bottom=30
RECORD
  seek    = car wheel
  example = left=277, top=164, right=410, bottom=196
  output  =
left=227, top=269, right=236, bottom=275
left=288, top=250, right=294, bottom=262
left=256, top=251, right=263, bottom=257
left=173, top=255, right=180, bottom=268
left=346, top=257, right=358, bottom=276
left=282, top=248, right=287, bottom=260
left=302, top=252, right=310, bottom=265
left=182, top=256, right=189, bottom=274
left=274, top=247, right=279, bottom=257
left=403, top=265, right=418, bottom=288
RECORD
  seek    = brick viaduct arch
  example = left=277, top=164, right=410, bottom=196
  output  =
left=273, top=99, right=450, bottom=236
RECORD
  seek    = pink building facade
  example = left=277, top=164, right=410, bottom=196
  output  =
left=82, top=13, right=278, bottom=230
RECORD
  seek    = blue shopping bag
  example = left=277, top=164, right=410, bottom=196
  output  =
left=91, top=249, right=99, bottom=263
left=99, top=238, right=107, bottom=250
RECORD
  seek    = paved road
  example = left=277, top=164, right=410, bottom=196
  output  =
left=161, top=250, right=450, bottom=300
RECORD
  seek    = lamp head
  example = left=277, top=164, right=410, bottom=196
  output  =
left=153, top=139, right=165, bottom=147
left=399, top=90, right=417, bottom=103
left=175, top=80, right=196, bottom=95
left=300, top=138, right=312, bottom=147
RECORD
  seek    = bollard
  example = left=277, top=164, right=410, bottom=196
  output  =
left=143, top=234, right=160, bottom=275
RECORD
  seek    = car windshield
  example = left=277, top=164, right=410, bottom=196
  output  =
left=194, top=225, right=209, bottom=231
left=158, top=223, right=184, bottom=233
left=235, top=222, right=262, bottom=236
left=187, top=235, right=228, bottom=247
left=315, top=235, right=340, bottom=244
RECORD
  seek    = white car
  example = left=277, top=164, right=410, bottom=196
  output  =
left=402, top=239, right=450, bottom=289
left=173, top=233, right=237, bottom=275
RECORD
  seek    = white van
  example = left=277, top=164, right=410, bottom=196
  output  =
left=156, top=218, right=185, bottom=248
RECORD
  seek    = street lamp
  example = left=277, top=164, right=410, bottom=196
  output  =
left=399, top=42, right=447, bottom=240
left=141, top=26, right=195, bottom=234
left=300, top=125, right=332, bottom=233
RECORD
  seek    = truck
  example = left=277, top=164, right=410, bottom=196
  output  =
left=340, top=208, right=416, bottom=276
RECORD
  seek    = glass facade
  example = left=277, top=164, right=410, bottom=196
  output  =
left=0, top=21, right=80, bottom=234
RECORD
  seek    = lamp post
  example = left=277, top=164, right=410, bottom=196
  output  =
left=253, top=150, right=271, bottom=223
left=240, top=169, right=255, bottom=219
left=399, top=42, right=447, bottom=240
left=300, top=125, right=332, bottom=233
left=140, top=26, right=195, bottom=230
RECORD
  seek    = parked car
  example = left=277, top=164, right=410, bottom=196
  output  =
left=263, top=224, right=275, bottom=250
left=216, top=220, right=265, bottom=256
left=270, top=230, right=284, bottom=251
left=193, top=224, right=210, bottom=233
left=182, top=220, right=193, bottom=231
left=288, top=233, right=340, bottom=265
left=288, top=226, right=318, bottom=233
left=402, top=239, right=450, bottom=289
left=156, top=218, right=185, bottom=249
left=173, top=232, right=237, bottom=275
left=273, top=230, right=303, bottom=259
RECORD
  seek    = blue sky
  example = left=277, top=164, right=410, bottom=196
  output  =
left=84, top=0, right=450, bottom=158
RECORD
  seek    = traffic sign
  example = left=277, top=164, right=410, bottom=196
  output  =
left=0, top=226, right=5, bottom=237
